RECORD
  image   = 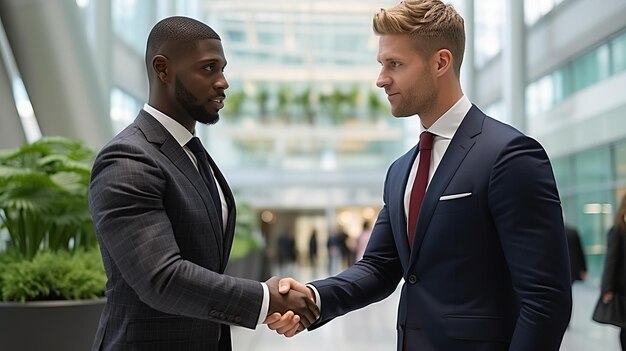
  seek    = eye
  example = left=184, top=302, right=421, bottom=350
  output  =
left=390, top=61, right=401, bottom=68
left=203, top=63, right=216, bottom=72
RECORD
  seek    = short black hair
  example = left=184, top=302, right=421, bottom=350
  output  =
left=145, top=16, right=220, bottom=67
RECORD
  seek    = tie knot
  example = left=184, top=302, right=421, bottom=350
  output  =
left=419, top=132, right=434, bottom=151
left=186, top=137, right=204, bottom=154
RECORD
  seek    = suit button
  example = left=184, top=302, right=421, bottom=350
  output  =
left=408, top=275, right=418, bottom=284
left=235, top=316, right=242, bottom=323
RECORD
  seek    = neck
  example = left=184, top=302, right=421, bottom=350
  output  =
left=420, top=81, right=463, bottom=129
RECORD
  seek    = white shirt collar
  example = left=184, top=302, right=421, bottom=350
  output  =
left=421, top=95, right=472, bottom=139
left=143, top=103, right=194, bottom=146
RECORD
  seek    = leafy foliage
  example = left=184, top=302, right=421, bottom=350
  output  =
left=0, top=249, right=105, bottom=302
left=0, top=137, right=96, bottom=259
left=0, top=137, right=106, bottom=302
left=230, top=202, right=264, bottom=260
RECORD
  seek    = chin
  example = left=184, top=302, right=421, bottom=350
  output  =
left=195, top=112, right=220, bottom=125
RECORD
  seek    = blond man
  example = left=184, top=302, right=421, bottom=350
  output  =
left=270, top=1, right=572, bottom=350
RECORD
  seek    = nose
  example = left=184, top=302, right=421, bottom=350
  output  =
left=376, top=70, right=390, bottom=88
left=215, top=72, right=229, bottom=90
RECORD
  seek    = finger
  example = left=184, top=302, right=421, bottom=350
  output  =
left=267, top=311, right=298, bottom=332
left=263, top=312, right=282, bottom=325
left=274, top=314, right=301, bottom=335
left=278, top=277, right=295, bottom=294
left=297, top=292, right=321, bottom=327
left=282, top=322, right=303, bottom=337
left=296, top=300, right=317, bottom=328
left=279, top=278, right=313, bottom=299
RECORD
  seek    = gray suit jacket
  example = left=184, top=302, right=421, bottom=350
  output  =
left=89, top=110, right=263, bottom=351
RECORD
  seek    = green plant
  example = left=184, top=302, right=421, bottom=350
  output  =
left=0, top=137, right=96, bottom=259
left=224, top=89, right=246, bottom=119
left=0, top=248, right=105, bottom=302
left=0, top=137, right=105, bottom=302
left=230, top=202, right=263, bottom=260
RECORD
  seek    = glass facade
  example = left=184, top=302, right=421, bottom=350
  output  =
left=526, top=29, right=626, bottom=117
left=524, top=0, right=566, bottom=26
left=553, top=140, right=626, bottom=285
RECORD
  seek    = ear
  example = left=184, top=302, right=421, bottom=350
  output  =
left=433, top=49, right=453, bottom=78
left=152, top=55, right=169, bottom=83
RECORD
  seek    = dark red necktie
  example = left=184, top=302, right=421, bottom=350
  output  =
left=407, top=131, right=433, bottom=248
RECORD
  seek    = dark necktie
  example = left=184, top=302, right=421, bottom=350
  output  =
left=186, top=137, right=223, bottom=227
left=407, top=131, right=433, bottom=248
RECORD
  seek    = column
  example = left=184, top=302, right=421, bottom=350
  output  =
left=461, top=0, right=475, bottom=100
left=0, top=19, right=26, bottom=148
left=503, top=0, right=526, bottom=131
left=0, top=0, right=112, bottom=149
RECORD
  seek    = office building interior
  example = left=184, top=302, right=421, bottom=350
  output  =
left=1, top=0, right=625, bottom=350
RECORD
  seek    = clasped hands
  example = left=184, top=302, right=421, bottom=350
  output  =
left=264, top=277, right=315, bottom=337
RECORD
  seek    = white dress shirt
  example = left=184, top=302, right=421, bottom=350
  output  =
left=403, top=95, right=471, bottom=230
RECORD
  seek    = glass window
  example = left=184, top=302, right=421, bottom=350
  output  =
left=552, top=157, right=573, bottom=194
left=110, top=88, right=141, bottom=134
left=573, top=146, right=612, bottom=189
left=112, top=0, right=152, bottom=54
left=576, top=189, right=613, bottom=286
left=524, top=0, right=565, bottom=26
left=611, top=31, right=626, bottom=75
left=474, top=0, right=503, bottom=67
left=227, top=30, right=246, bottom=43
left=571, top=44, right=610, bottom=93
left=615, top=140, right=626, bottom=183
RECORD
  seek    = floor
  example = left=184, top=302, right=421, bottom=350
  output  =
left=232, top=264, right=622, bottom=351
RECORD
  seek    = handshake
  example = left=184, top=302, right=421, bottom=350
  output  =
left=264, top=277, right=317, bottom=337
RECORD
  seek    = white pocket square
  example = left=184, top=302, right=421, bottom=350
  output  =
left=439, top=192, right=472, bottom=201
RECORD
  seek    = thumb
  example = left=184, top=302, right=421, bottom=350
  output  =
left=278, top=278, right=294, bottom=294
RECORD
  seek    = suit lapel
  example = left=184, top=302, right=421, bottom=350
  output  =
left=408, top=106, right=483, bottom=266
left=135, top=111, right=226, bottom=264
left=205, top=153, right=237, bottom=272
left=393, top=145, right=419, bottom=269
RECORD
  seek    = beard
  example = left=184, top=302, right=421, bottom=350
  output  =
left=175, top=77, right=219, bottom=125
left=392, top=79, right=437, bottom=118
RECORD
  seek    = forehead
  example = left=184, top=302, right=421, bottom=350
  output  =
left=174, top=38, right=226, bottom=65
left=377, top=34, right=422, bottom=61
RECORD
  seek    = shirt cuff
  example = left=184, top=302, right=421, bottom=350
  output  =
left=306, top=284, right=322, bottom=311
left=257, top=282, right=270, bottom=325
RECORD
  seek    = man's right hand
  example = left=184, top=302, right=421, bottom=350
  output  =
left=265, top=276, right=319, bottom=330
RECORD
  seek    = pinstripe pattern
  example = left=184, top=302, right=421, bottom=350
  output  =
left=89, top=111, right=263, bottom=350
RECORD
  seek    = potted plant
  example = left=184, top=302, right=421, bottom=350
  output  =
left=0, top=136, right=106, bottom=351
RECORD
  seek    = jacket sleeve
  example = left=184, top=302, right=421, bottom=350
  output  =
left=488, top=135, right=572, bottom=350
left=89, top=140, right=263, bottom=328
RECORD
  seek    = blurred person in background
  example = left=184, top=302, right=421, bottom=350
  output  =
left=277, top=228, right=297, bottom=276
left=599, top=193, right=626, bottom=349
left=88, top=16, right=317, bottom=351
left=565, top=223, right=587, bottom=284
left=308, top=229, right=319, bottom=268
left=269, top=1, right=572, bottom=350
left=355, top=221, right=373, bottom=261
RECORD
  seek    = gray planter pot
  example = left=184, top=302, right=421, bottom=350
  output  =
left=0, top=298, right=105, bottom=351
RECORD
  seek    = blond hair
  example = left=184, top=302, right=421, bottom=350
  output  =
left=373, top=0, right=465, bottom=77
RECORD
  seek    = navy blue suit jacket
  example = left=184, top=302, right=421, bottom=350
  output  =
left=310, top=106, right=572, bottom=350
